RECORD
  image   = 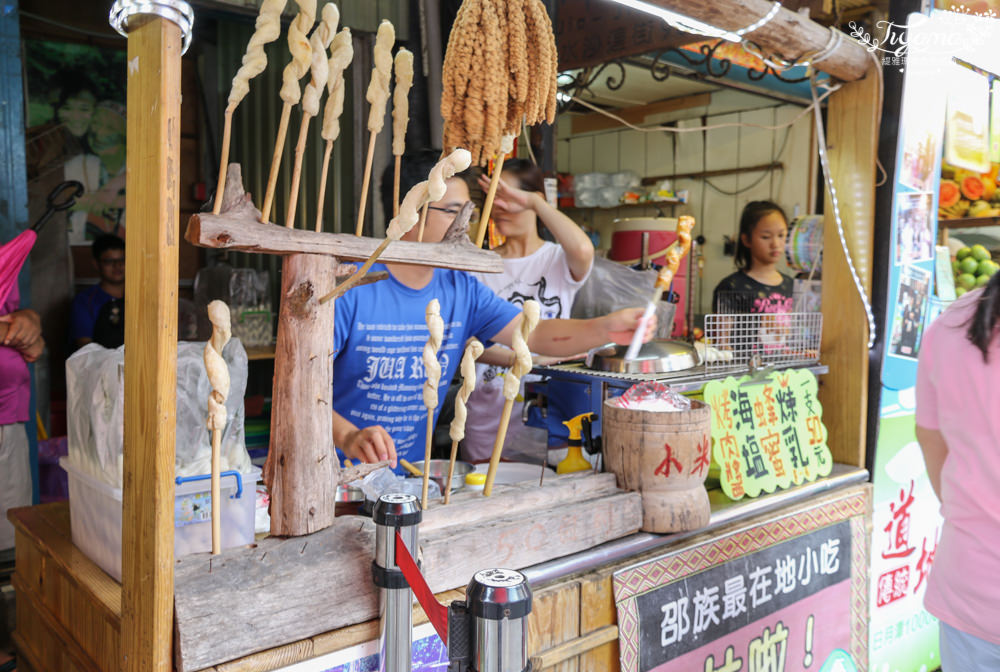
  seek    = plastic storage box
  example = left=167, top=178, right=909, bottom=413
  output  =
left=60, top=457, right=260, bottom=582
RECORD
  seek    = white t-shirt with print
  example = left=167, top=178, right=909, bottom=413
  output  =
left=462, top=241, right=590, bottom=462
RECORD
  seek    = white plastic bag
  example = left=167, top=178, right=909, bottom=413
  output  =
left=572, top=256, right=676, bottom=339
left=66, top=340, right=252, bottom=487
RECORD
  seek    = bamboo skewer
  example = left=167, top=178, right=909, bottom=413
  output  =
left=261, top=0, right=317, bottom=223
left=446, top=338, right=484, bottom=504
left=204, top=301, right=232, bottom=555
left=417, top=202, right=430, bottom=242
left=321, top=148, right=471, bottom=303
left=421, top=299, right=444, bottom=509
left=474, top=134, right=516, bottom=248
left=315, top=27, right=354, bottom=232
left=484, top=300, right=540, bottom=496
left=354, top=20, right=395, bottom=236
left=215, top=0, right=288, bottom=215
left=399, top=459, right=423, bottom=477
left=284, top=4, right=338, bottom=229
left=393, top=157, right=401, bottom=218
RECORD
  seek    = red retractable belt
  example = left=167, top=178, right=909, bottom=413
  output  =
left=394, top=529, right=449, bottom=643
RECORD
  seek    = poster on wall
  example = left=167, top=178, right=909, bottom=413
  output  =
left=613, top=489, right=868, bottom=672
left=887, top=265, right=932, bottom=360
left=272, top=623, right=446, bottom=672
left=23, top=40, right=126, bottom=245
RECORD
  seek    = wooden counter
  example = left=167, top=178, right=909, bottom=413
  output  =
left=9, top=478, right=871, bottom=672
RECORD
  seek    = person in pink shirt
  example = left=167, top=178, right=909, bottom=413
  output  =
left=916, top=269, right=1000, bottom=668
left=0, top=283, right=44, bottom=555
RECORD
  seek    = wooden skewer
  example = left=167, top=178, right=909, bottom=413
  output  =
left=399, top=458, right=423, bottom=477
left=284, top=113, right=312, bottom=228
left=444, top=440, right=459, bottom=505
left=211, top=428, right=222, bottom=554
left=318, top=237, right=390, bottom=304
left=393, top=155, right=402, bottom=218
left=476, top=154, right=507, bottom=248
left=416, top=202, right=430, bottom=242
left=212, top=109, right=233, bottom=215
left=354, top=132, right=378, bottom=236
left=261, top=102, right=293, bottom=223
left=422, top=414, right=433, bottom=509
left=315, top=140, right=333, bottom=232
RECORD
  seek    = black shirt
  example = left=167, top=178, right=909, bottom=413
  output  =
left=712, top=271, right=794, bottom=314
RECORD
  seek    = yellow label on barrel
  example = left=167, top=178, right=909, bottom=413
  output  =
left=704, top=369, right=831, bottom=500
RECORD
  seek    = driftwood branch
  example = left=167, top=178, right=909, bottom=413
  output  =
left=186, top=165, right=502, bottom=273
left=338, top=461, right=391, bottom=485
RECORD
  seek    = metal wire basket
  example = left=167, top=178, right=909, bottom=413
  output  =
left=703, top=312, right=823, bottom=372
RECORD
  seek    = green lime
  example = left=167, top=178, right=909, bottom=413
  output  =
left=957, top=287, right=968, bottom=297
left=976, top=273, right=991, bottom=287
left=952, top=260, right=961, bottom=274
left=971, top=244, right=991, bottom=262
left=958, top=273, right=978, bottom=290
left=980, top=260, right=999, bottom=277
left=957, top=246, right=972, bottom=261
left=960, top=257, right=980, bottom=275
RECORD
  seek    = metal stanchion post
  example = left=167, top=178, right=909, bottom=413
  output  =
left=373, top=494, right=422, bottom=672
left=450, top=568, right=533, bottom=672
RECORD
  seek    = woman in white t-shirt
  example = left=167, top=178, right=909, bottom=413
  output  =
left=463, top=159, right=595, bottom=463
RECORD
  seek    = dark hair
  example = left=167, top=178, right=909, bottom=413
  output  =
left=380, top=148, right=472, bottom=220
left=966, top=271, right=1000, bottom=362
left=734, top=200, right=787, bottom=271
left=92, top=234, right=125, bottom=261
left=501, top=158, right=544, bottom=194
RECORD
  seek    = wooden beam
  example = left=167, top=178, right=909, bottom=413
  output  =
left=819, top=65, right=879, bottom=468
left=121, top=14, right=181, bottom=672
left=529, top=624, right=620, bottom=669
left=647, top=0, right=872, bottom=81
left=571, top=92, right=711, bottom=135
left=640, top=161, right=783, bottom=185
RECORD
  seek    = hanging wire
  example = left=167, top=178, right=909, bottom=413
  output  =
left=809, top=75, right=877, bottom=349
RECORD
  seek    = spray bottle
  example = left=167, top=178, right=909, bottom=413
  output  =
left=557, top=412, right=596, bottom=474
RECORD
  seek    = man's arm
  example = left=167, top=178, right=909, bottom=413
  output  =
left=0, top=310, right=44, bottom=362
left=915, top=424, right=948, bottom=501
left=333, top=410, right=398, bottom=467
left=490, top=307, right=652, bottom=357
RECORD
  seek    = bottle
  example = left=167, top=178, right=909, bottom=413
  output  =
left=465, top=472, right=487, bottom=493
left=557, top=412, right=596, bottom=474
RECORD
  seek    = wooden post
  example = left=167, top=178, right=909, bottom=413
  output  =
left=264, top=253, right=339, bottom=536
left=818, top=67, right=879, bottom=468
left=121, top=13, right=181, bottom=672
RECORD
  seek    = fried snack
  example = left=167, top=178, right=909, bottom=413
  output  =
left=422, top=300, right=444, bottom=411
left=279, top=0, right=317, bottom=105
left=504, top=299, right=540, bottom=401
left=392, top=49, right=414, bottom=156
left=366, top=20, right=395, bottom=133
left=227, top=0, right=287, bottom=113
left=302, top=3, right=339, bottom=117
left=385, top=180, right=430, bottom=241
left=449, top=338, right=485, bottom=444
left=427, top=148, right=472, bottom=202
left=321, top=28, right=353, bottom=142
left=204, top=300, right=231, bottom=431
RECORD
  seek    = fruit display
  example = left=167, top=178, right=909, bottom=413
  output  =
left=952, top=244, right=999, bottom=296
left=939, top=162, right=1000, bottom=219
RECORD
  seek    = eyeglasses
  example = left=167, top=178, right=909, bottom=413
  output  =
left=427, top=205, right=481, bottom=225
left=99, top=257, right=126, bottom=267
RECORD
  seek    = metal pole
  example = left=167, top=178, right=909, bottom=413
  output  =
left=467, top=569, right=533, bottom=672
left=373, top=493, right=422, bottom=672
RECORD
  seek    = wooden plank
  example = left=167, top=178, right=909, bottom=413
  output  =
left=420, top=491, right=643, bottom=593
left=420, top=472, right=621, bottom=533
left=528, top=580, right=581, bottom=672
left=640, top=162, right=783, bottom=186
left=648, top=0, right=871, bottom=81
left=578, top=573, right=619, bottom=672
left=13, top=574, right=101, bottom=672
left=571, top=94, right=712, bottom=135
left=592, top=133, right=620, bottom=173
left=185, top=213, right=504, bottom=273
left=819, top=66, right=879, bottom=469
left=531, top=625, right=619, bottom=670
left=121, top=15, right=182, bottom=672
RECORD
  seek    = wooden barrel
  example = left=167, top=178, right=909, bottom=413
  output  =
left=602, top=398, right=712, bottom=533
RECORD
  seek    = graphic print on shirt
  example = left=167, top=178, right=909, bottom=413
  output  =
left=509, top=277, right=563, bottom=318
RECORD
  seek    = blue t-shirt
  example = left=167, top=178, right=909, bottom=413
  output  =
left=70, top=284, right=114, bottom=342
left=333, top=265, right=520, bottom=472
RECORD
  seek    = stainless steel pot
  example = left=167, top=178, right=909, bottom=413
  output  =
left=585, top=339, right=702, bottom=375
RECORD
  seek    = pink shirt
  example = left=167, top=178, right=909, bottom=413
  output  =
left=0, top=284, right=30, bottom=425
left=916, top=288, right=1000, bottom=644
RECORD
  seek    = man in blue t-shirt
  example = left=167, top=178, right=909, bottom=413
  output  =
left=70, top=234, right=125, bottom=350
left=333, top=151, right=653, bottom=471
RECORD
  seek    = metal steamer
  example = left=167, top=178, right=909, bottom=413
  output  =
left=372, top=495, right=533, bottom=672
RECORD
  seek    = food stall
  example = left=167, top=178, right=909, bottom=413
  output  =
left=5, top=0, right=882, bottom=670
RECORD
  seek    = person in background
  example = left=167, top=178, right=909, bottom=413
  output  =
left=0, top=283, right=44, bottom=556
left=712, top=200, right=793, bottom=314
left=463, top=159, right=594, bottom=464
left=70, top=234, right=124, bottom=350
left=331, top=150, right=653, bottom=471
left=915, top=270, right=1000, bottom=669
